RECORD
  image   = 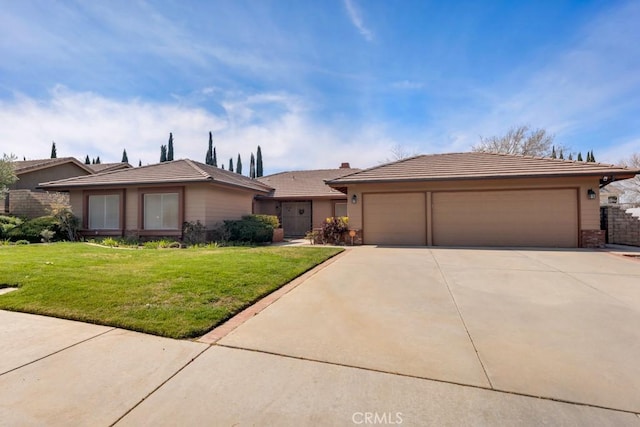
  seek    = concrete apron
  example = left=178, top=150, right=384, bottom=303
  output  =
left=216, top=246, right=640, bottom=414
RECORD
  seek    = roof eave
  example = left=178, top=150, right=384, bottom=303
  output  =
left=327, top=171, right=638, bottom=186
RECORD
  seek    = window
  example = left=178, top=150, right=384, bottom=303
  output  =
left=334, top=202, right=347, bottom=218
left=88, top=194, right=120, bottom=229
left=144, top=193, right=179, bottom=230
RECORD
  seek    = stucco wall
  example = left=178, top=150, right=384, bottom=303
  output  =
left=312, top=199, right=333, bottom=229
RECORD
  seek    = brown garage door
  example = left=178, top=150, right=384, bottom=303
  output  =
left=432, top=189, right=578, bottom=247
left=363, top=193, right=426, bottom=245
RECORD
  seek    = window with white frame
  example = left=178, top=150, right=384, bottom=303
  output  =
left=88, top=194, right=120, bottom=229
left=144, top=193, right=179, bottom=230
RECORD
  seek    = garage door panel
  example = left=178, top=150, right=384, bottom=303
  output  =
left=433, top=189, right=578, bottom=247
left=364, top=193, right=426, bottom=245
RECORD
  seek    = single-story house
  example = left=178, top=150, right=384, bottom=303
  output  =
left=327, top=152, right=639, bottom=248
left=39, top=159, right=272, bottom=239
left=254, top=163, right=359, bottom=237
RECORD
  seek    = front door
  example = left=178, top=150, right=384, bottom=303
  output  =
left=281, top=201, right=312, bottom=237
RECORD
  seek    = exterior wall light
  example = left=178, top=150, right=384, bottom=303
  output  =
left=351, top=194, right=358, bottom=204
left=587, top=189, right=596, bottom=200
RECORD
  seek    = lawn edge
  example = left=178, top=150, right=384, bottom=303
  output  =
left=196, top=248, right=349, bottom=344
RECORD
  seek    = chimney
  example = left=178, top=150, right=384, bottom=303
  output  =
left=340, top=162, right=351, bottom=169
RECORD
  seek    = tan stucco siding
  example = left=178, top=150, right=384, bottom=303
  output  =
left=69, top=190, right=83, bottom=221
left=15, top=164, right=91, bottom=191
left=125, top=188, right=138, bottom=230
left=184, top=185, right=207, bottom=225
left=195, top=184, right=254, bottom=227
left=347, top=176, right=600, bottom=231
left=312, top=199, right=332, bottom=229
left=254, top=199, right=279, bottom=217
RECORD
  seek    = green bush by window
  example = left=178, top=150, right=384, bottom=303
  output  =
left=223, top=215, right=278, bottom=243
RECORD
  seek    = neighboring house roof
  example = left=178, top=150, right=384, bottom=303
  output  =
left=86, top=162, right=132, bottom=173
left=257, top=167, right=360, bottom=199
left=327, top=152, right=640, bottom=186
left=39, top=159, right=273, bottom=193
left=13, top=157, right=94, bottom=176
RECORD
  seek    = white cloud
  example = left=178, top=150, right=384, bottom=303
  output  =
left=0, top=86, right=392, bottom=173
left=343, top=0, right=374, bottom=42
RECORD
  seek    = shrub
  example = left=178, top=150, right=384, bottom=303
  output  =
left=249, top=214, right=280, bottom=229
left=15, top=240, right=30, bottom=245
left=143, top=239, right=181, bottom=249
left=183, top=220, right=207, bottom=246
left=0, top=215, right=22, bottom=239
left=100, top=237, right=120, bottom=247
left=207, top=223, right=231, bottom=243
left=52, top=208, right=80, bottom=241
left=6, top=216, right=59, bottom=243
left=40, top=230, right=56, bottom=243
left=321, top=217, right=349, bottom=245
left=223, top=215, right=275, bottom=243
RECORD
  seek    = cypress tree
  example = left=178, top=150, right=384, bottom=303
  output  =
left=589, top=150, right=596, bottom=162
left=160, top=145, right=167, bottom=162
left=577, top=152, right=583, bottom=161
left=206, top=132, right=213, bottom=165
left=85, top=155, right=90, bottom=164
left=138, top=160, right=142, bottom=167
left=213, top=147, right=217, bottom=167
left=121, top=149, right=128, bottom=163
left=50, top=142, right=57, bottom=159
left=250, top=153, right=256, bottom=179
left=256, top=145, right=263, bottom=177
left=568, top=153, right=573, bottom=160
left=167, top=133, right=174, bottom=161
left=96, top=156, right=101, bottom=164
left=551, top=146, right=556, bottom=159
left=92, top=158, right=95, bottom=164
left=228, top=158, right=234, bottom=172
left=236, top=154, right=242, bottom=174
left=559, top=149, right=564, bottom=160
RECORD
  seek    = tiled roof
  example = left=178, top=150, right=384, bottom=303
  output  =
left=257, top=168, right=360, bottom=199
left=86, top=162, right=132, bottom=173
left=39, top=159, right=273, bottom=193
left=14, top=157, right=94, bottom=175
left=327, top=152, right=640, bottom=185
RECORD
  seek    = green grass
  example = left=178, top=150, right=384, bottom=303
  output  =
left=0, top=243, right=342, bottom=339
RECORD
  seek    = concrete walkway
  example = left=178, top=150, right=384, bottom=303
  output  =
left=1, top=247, right=640, bottom=425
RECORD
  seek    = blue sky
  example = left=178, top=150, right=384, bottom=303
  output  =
left=1, top=0, right=638, bottom=174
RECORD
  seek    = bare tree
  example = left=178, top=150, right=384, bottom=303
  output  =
left=616, top=153, right=640, bottom=203
left=382, top=144, right=418, bottom=163
left=473, top=125, right=559, bottom=157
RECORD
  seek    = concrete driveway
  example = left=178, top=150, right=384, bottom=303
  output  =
left=1, top=247, right=640, bottom=425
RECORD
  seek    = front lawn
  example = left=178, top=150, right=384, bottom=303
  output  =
left=0, top=243, right=342, bottom=338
